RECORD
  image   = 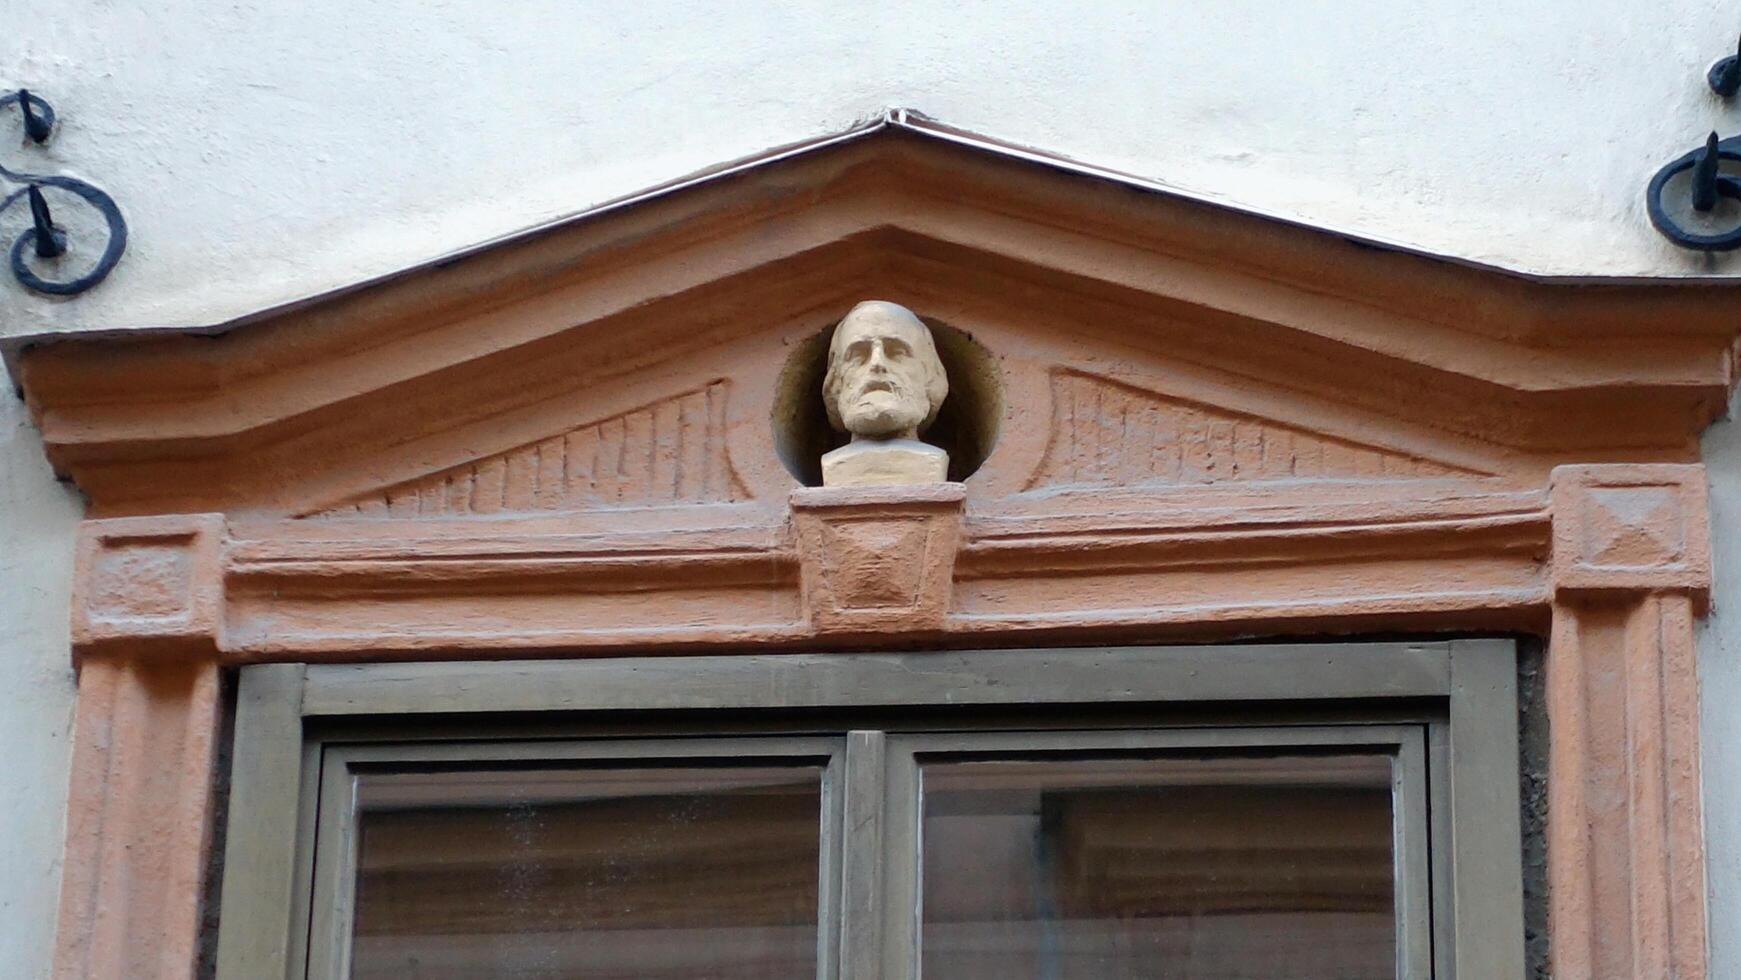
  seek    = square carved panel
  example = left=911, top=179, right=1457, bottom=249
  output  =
left=791, top=483, right=965, bottom=634
left=1551, top=465, right=1709, bottom=598
left=72, top=515, right=224, bottom=657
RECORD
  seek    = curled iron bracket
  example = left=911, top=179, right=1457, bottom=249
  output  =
left=0, top=89, right=127, bottom=295
left=1647, top=131, right=1741, bottom=252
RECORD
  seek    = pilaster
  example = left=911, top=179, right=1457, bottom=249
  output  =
left=54, top=515, right=225, bottom=980
left=1548, top=464, right=1710, bottom=980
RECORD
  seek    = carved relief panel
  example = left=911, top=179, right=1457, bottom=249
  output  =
left=314, top=382, right=747, bottom=517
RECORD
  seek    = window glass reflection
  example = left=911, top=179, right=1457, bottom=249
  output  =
left=920, top=753, right=1397, bottom=979
left=350, top=764, right=823, bottom=980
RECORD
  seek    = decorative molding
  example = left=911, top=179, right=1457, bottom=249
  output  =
left=1026, top=369, right=1481, bottom=491
left=309, top=382, right=746, bottom=518
left=1549, top=463, right=1710, bottom=600
left=224, top=521, right=802, bottom=656
left=791, top=483, right=965, bottom=635
left=1543, top=463, right=1710, bottom=980
left=72, top=514, right=224, bottom=660
left=59, top=514, right=227, bottom=978
left=188, top=489, right=1550, bottom=658
left=952, top=503, right=1549, bottom=637
left=13, top=127, right=1739, bottom=514
left=11, top=121, right=1741, bottom=980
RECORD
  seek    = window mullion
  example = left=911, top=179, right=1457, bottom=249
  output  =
left=880, top=735, right=924, bottom=980
left=837, top=730, right=890, bottom=979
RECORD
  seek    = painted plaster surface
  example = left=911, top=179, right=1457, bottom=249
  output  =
left=0, top=360, right=80, bottom=980
left=2, top=0, right=1741, bottom=347
left=1699, top=397, right=1741, bottom=979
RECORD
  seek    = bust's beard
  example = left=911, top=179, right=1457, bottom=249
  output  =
left=842, top=389, right=926, bottom=439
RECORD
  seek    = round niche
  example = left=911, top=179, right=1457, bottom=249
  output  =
left=772, top=312, right=1003, bottom=487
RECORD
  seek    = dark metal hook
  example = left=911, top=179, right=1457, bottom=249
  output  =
left=1647, top=130, right=1741, bottom=251
left=0, top=90, right=125, bottom=293
left=1710, top=34, right=1741, bottom=98
left=1644, top=34, right=1741, bottom=250
left=1693, top=132, right=1722, bottom=212
left=26, top=185, right=65, bottom=258
left=15, top=88, right=51, bottom=142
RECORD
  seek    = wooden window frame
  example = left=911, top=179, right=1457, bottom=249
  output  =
left=214, top=639, right=1524, bottom=979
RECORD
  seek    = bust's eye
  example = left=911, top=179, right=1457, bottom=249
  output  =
left=884, top=339, right=912, bottom=359
left=847, top=340, right=873, bottom=362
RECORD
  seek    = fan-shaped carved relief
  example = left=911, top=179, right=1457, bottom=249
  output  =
left=310, top=382, right=747, bottom=518
left=1025, top=370, right=1487, bottom=492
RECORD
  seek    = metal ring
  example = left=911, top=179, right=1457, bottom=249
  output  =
left=3, top=175, right=129, bottom=294
left=1646, top=136, right=1741, bottom=252
left=0, top=90, right=55, bottom=140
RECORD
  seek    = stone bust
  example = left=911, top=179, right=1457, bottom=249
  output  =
left=820, top=300, right=950, bottom=487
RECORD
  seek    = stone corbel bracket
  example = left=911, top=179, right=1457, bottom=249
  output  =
left=791, top=482, right=965, bottom=635
left=1546, top=463, right=1711, bottom=980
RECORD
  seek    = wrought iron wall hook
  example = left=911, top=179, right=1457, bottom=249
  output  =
left=11, top=88, right=53, bottom=142
left=1711, top=34, right=1741, bottom=98
left=26, top=186, right=66, bottom=258
left=0, top=89, right=126, bottom=294
left=1647, top=131, right=1741, bottom=251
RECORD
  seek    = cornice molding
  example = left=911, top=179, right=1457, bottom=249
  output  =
left=10, top=124, right=1741, bottom=515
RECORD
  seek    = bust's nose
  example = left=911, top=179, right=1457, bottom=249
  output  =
left=866, top=341, right=891, bottom=371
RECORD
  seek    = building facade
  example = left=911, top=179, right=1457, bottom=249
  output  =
left=5, top=3, right=1741, bottom=977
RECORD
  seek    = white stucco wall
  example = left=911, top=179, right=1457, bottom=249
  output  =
left=2, top=0, right=1739, bottom=344
left=4, top=2, right=1741, bottom=976
left=1700, top=400, right=1741, bottom=975
left=0, top=360, right=79, bottom=978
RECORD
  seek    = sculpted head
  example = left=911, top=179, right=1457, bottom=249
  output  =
left=822, top=301, right=949, bottom=441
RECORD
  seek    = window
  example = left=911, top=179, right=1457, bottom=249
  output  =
left=215, top=642, right=1525, bottom=979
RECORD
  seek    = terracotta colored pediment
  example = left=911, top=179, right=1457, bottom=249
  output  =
left=23, top=119, right=1740, bottom=980
left=10, top=121, right=1738, bottom=519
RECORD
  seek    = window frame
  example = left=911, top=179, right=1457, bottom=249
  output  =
left=214, top=640, right=1526, bottom=980
left=309, top=736, right=845, bottom=979
left=881, top=724, right=1434, bottom=978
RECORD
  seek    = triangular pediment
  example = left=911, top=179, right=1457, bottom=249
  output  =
left=11, top=118, right=1735, bottom=518
left=22, top=116, right=1731, bottom=980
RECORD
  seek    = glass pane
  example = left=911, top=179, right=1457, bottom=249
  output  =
left=920, top=753, right=1397, bottom=980
left=348, top=764, right=823, bottom=980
